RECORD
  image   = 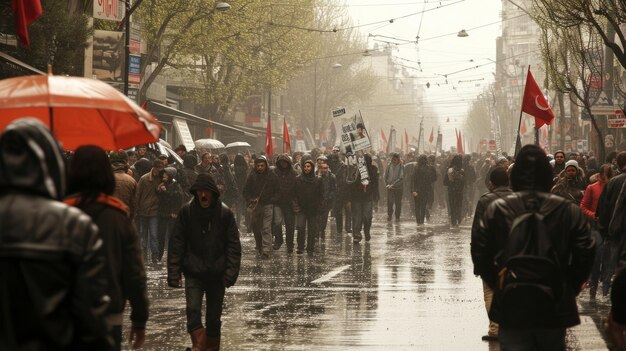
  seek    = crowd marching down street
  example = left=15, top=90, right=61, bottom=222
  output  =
left=0, top=116, right=625, bottom=350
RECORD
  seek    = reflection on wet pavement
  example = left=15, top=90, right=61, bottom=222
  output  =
left=128, top=211, right=610, bottom=350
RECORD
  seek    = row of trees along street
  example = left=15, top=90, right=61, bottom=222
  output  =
left=2, top=0, right=392, bottom=141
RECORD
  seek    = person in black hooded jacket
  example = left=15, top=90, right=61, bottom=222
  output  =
left=0, top=118, right=111, bottom=350
left=294, top=159, right=323, bottom=254
left=272, top=154, right=298, bottom=251
left=167, top=173, right=241, bottom=351
left=349, top=153, right=379, bottom=243
left=473, top=144, right=594, bottom=350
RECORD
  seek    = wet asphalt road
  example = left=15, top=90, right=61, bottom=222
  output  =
left=127, top=209, right=612, bottom=350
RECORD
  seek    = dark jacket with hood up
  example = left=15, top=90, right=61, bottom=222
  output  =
left=0, top=119, right=111, bottom=350
left=243, top=156, right=278, bottom=206
left=273, top=154, right=298, bottom=208
left=612, top=240, right=626, bottom=324
left=473, top=146, right=594, bottom=329
left=167, top=174, right=242, bottom=286
left=157, top=167, right=185, bottom=217
left=294, top=160, right=323, bottom=214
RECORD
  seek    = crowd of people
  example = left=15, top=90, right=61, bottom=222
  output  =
left=1, top=117, right=625, bottom=350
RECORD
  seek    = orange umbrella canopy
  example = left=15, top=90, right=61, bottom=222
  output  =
left=0, top=75, right=161, bottom=150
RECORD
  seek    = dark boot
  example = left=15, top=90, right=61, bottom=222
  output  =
left=206, top=335, right=221, bottom=351
left=190, top=327, right=207, bottom=351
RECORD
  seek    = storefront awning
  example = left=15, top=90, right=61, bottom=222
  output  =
left=147, top=101, right=257, bottom=137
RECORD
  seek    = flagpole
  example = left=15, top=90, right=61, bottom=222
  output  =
left=515, top=65, right=530, bottom=157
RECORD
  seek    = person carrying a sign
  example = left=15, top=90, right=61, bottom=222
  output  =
left=349, top=154, right=380, bottom=243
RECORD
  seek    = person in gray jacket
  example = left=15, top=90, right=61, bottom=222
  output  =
left=0, top=118, right=111, bottom=350
left=384, top=153, right=404, bottom=221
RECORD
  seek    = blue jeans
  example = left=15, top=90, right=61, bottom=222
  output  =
left=139, top=216, right=159, bottom=260
left=185, top=276, right=225, bottom=337
left=499, top=328, right=565, bottom=351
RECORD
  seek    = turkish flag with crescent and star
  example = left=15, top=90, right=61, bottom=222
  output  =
left=521, top=68, right=555, bottom=128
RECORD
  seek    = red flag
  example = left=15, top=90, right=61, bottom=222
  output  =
left=283, top=118, right=291, bottom=154
left=141, top=101, right=148, bottom=110
left=428, top=127, right=434, bottom=144
left=457, top=129, right=464, bottom=154
left=12, top=0, right=42, bottom=49
left=380, top=128, right=388, bottom=150
left=404, top=128, right=409, bottom=152
left=265, top=116, right=273, bottom=158
left=521, top=68, right=555, bottom=128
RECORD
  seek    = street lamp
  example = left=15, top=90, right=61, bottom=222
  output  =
left=313, top=62, right=342, bottom=146
left=457, top=29, right=469, bottom=37
left=216, top=2, right=231, bottom=11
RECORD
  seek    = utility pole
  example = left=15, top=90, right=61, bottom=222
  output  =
left=312, top=62, right=317, bottom=147
left=123, top=0, right=130, bottom=96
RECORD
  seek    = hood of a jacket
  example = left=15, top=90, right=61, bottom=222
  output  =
left=300, top=159, right=317, bottom=182
left=276, top=153, right=293, bottom=171
left=0, top=118, right=66, bottom=200
left=164, top=167, right=178, bottom=181
left=510, top=145, right=553, bottom=192
left=189, top=173, right=220, bottom=199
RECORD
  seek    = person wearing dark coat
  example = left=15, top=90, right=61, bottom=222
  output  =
left=233, top=153, right=249, bottom=228
left=272, top=154, right=298, bottom=251
left=317, top=161, right=337, bottom=240
left=462, top=154, right=477, bottom=217
left=243, top=155, right=278, bottom=257
left=552, top=150, right=566, bottom=177
left=349, top=154, right=380, bottom=243
left=334, top=161, right=354, bottom=234
left=155, top=167, right=185, bottom=263
left=411, top=155, right=437, bottom=225
left=65, top=145, right=149, bottom=350
left=443, top=154, right=466, bottom=226
left=473, top=145, right=594, bottom=350
left=167, top=174, right=241, bottom=351
left=294, top=159, right=323, bottom=254
left=470, top=166, right=511, bottom=341
left=132, top=157, right=152, bottom=182
left=219, top=153, right=239, bottom=208
left=183, top=154, right=198, bottom=201
left=0, top=119, right=111, bottom=350
left=607, top=239, right=626, bottom=349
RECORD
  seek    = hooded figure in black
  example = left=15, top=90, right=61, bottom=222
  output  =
left=233, top=153, right=249, bottom=228
left=243, top=155, right=278, bottom=256
left=443, top=154, right=465, bottom=226
left=0, top=118, right=111, bottom=350
left=156, top=167, right=185, bottom=262
left=272, top=154, right=298, bottom=251
left=294, top=159, right=323, bottom=254
left=167, top=173, right=241, bottom=351
left=411, top=155, right=437, bottom=225
left=473, top=145, right=594, bottom=350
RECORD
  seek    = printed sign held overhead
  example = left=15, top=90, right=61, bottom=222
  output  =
left=332, top=108, right=346, bottom=118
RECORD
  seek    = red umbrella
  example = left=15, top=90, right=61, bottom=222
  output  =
left=0, top=75, right=161, bottom=150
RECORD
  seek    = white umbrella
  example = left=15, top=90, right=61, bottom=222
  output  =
left=225, top=141, right=251, bottom=149
left=195, top=138, right=225, bottom=150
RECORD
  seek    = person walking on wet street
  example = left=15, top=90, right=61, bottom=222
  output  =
left=350, top=153, right=380, bottom=243
left=272, top=153, right=298, bottom=251
left=444, top=154, right=465, bottom=227
left=474, top=145, right=595, bottom=350
left=233, top=153, right=250, bottom=230
left=168, top=174, right=241, bottom=351
left=66, top=145, right=149, bottom=350
left=135, top=159, right=165, bottom=262
left=470, top=166, right=511, bottom=342
left=384, top=153, right=404, bottom=221
left=318, top=161, right=337, bottom=240
left=110, top=150, right=137, bottom=217
left=0, top=119, right=111, bottom=350
left=411, top=154, right=437, bottom=225
left=294, top=159, right=323, bottom=254
left=598, top=151, right=626, bottom=298
left=243, top=155, right=278, bottom=257
left=156, top=167, right=185, bottom=263
left=334, top=157, right=354, bottom=235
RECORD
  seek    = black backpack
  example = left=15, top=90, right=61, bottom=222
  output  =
left=494, top=193, right=564, bottom=320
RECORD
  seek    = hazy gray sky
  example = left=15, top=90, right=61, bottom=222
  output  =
left=346, top=0, right=502, bottom=147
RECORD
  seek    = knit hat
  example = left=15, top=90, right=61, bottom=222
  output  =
left=189, top=173, right=220, bottom=197
left=565, top=159, right=580, bottom=172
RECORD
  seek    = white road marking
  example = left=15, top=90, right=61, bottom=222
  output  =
left=311, top=265, right=351, bottom=284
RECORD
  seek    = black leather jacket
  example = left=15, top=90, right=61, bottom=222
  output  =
left=0, top=119, right=110, bottom=350
left=473, top=191, right=595, bottom=329
left=168, top=199, right=241, bottom=287
left=613, top=239, right=626, bottom=324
